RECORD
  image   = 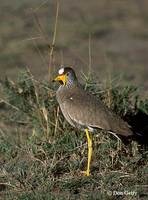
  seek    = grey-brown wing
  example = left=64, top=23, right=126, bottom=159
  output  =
left=61, top=87, right=132, bottom=136
left=61, top=87, right=111, bottom=129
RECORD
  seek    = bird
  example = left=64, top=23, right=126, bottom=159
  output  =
left=53, top=67, right=133, bottom=176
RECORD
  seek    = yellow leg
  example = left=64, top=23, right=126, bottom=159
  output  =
left=84, top=128, right=92, bottom=176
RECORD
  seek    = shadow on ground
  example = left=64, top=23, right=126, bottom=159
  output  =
left=125, top=110, right=148, bottom=146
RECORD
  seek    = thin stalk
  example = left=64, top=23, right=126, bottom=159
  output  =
left=48, top=0, right=60, bottom=81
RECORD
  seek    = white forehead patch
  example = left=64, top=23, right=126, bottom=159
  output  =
left=58, top=68, right=64, bottom=75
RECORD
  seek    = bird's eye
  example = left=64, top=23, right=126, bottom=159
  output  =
left=67, top=72, right=69, bottom=76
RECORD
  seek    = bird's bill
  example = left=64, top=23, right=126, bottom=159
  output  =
left=53, top=74, right=67, bottom=85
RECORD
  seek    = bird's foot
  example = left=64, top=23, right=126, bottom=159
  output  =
left=81, top=170, right=90, bottom=176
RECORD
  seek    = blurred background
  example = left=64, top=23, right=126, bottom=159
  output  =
left=0, top=0, right=148, bottom=96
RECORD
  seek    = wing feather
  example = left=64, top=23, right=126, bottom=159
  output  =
left=57, top=86, right=133, bottom=136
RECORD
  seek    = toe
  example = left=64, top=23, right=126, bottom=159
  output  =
left=81, top=170, right=90, bottom=176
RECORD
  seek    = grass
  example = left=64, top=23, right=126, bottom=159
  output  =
left=1, top=0, right=148, bottom=91
left=0, top=70, right=148, bottom=200
left=0, top=1, right=148, bottom=199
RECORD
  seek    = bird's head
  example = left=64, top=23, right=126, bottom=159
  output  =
left=53, top=67, right=78, bottom=86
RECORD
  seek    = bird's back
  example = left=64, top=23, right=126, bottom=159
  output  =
left=57, top=85, right=133, bottom=137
